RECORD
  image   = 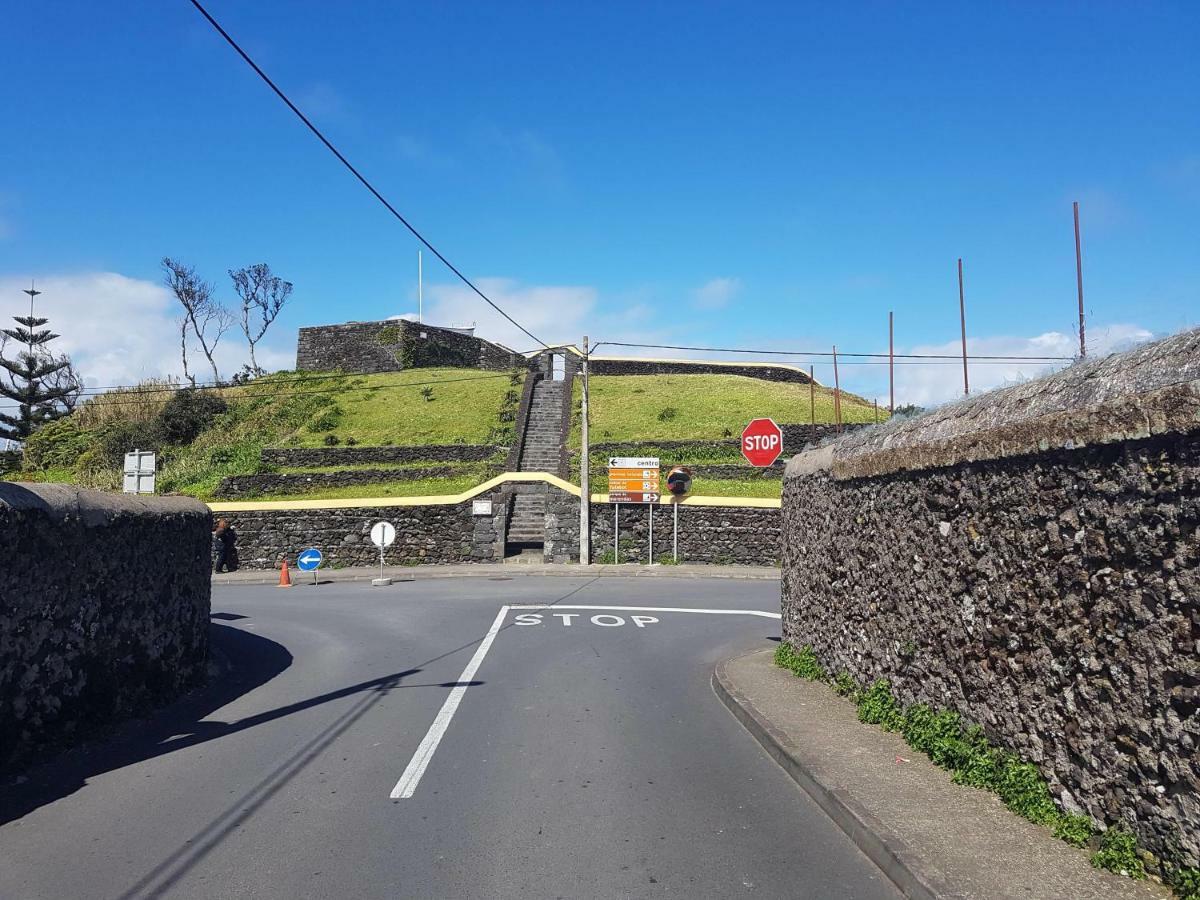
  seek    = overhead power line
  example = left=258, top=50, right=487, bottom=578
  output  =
left=592, top=341, right=1074, bottom=362
left=186, top=0, right=549, bottom=350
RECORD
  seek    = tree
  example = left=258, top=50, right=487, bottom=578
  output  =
left=163, top=258, right=234, bottom=385
left=230, top=263, right=293, bottom=375
left=0, top=286, right=84, bottom=441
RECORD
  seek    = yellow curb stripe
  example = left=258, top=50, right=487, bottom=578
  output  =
left=206, top=471, right=779, bottom=512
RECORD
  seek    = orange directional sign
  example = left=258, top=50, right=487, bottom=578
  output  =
left=608, top=456, right=660, bottom=503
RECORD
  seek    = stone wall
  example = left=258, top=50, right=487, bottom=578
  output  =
left=220, top=488, right=512, bottom=568
left=589, top=501, right=780, bottom=565
left=260, top=444, right=503, bottom=468
left=589, top=357, right=816, bottom=384
left=295, top=319, right=525, bottom=374
left=780, top=328, right=1200, bottom=867
left=214, top=465, right=490, bottom=499
left=0, top=484, right=212, bottom=773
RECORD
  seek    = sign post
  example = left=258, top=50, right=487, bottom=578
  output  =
left=741, top=419, right=784, bottom=468
left=607, top=456, right=660, bottom=565
left=370, top=521, right=396, bottom=586
left=296, top=547, right=323, bottom=586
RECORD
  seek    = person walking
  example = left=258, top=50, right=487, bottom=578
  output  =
left=213, top=518, right=238, bottom=573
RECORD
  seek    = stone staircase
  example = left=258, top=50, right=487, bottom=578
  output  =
left=505, top=492, right=546, bottom=550
left=517, top=379, right=565, bottom=474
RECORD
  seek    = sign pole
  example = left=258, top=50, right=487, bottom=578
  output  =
left=673, top=498, right=679, bottom=563
left=614, top=503, right=619, bottom=563
left=888, top=310, right=895, bottom=414
left=579, top=336, right=590, bottom=564
left=649, top=504, right=654, bottom=565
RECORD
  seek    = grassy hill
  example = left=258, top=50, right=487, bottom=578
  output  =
left=12, top=368, right=522, bottom=501
left=571, top=373, right=877, bottom=445
left=571, top=373, right=881, bottom=499
left=9, top=368, right=880, bottom=503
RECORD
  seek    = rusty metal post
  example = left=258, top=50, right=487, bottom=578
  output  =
left=958, top=258, right=969, bottom=396
left=1074, top=201, right=1086, bottom=358
left=888, top=310, right=895, bottom=413
left=832, top=345, right=842, bottom=433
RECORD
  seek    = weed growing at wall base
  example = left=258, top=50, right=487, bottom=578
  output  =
left=774, top=642, right=1200, bottom=899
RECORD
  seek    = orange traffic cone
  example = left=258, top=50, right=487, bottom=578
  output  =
left=277, top=559, right=293, bottom=588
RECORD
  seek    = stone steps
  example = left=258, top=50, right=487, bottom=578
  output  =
left=518, top=379, right=567, bottom=474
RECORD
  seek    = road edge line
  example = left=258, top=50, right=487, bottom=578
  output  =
left=712, top=652, right=941, bottom=900
left=389, top=605, right=510, bottom=800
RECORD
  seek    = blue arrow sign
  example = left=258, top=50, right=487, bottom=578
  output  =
left=296, top=548, right=323, bottom=571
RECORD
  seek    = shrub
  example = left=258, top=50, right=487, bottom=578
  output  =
left=1053, top=815, right=1096, bottom=848
left=657, top=406, right=678, bottom=421
left=22, top=418, right=92, bottom=470
left=1092, top=827, right=1145, bottom=879
left=1170, top=868, right=1200, bottom=900
left=154, top=389, right=228, bottom=444
left=857, top=679, right=904, bottom=731
left=323, top=434, right=340, bottom=446
left=774, top=643, right=826, bottom=681
left=306, top=406, right=342, bottom=433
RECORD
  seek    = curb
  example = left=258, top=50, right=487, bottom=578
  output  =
left=712, top=654, right=946, bottom=900
left=214, top=565, right=782, bottom=586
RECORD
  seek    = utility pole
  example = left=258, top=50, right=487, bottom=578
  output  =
left=579, top=336, right=590, bottom=565
left=888, top=310, right=895, bottom=413
left=958, top=258, right=969, bottom=396
left=808, top=365, right=815, bottom=436
left=832, top=346, right=842, bottom=433
left=1074, top=201, right=1086, bottom=358
left=418, top=250, right=423, bottom=324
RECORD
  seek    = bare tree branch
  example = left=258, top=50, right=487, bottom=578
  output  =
left=230, top=263, right=293, bottom=375
left=163, top=257, right=234, bottom=384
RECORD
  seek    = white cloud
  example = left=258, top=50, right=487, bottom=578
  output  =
left=891, top=324, right=1154, bottom=407
left=0, top=271, right=292, bottom=388
left=692, top=277, right=741, bottom=310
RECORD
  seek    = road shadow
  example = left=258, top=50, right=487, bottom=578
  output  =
left=0, top=622, right=294, bottom=826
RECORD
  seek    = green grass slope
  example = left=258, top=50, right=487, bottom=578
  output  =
left=572, top=373, right=879, bottom=446
left=12, top=368, right=522, bottom=501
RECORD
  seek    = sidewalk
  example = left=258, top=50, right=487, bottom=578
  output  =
left=714, top=649, right=1169, bottom=900
left=213, top=562, right=781, bottom=585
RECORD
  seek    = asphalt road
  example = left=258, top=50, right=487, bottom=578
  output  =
left=1, top=576, right=900, bottom=900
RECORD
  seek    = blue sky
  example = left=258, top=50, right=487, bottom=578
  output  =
left=2, top=1, right=1197, bottom=403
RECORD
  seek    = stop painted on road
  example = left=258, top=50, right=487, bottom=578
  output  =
left=513, top=612, right=659, bottom=628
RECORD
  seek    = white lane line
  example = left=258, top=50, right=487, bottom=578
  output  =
left=508, top=604, right=782, bottom=620
left=390, top=604, right=510, bottom=800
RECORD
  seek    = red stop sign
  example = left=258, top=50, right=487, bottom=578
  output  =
left=741, top=418, right=784, bottom=467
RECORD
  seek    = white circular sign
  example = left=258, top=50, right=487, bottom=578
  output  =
left=370, top=521, right=396, bottom=548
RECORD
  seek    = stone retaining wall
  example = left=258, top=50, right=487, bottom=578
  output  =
left=260, top=444, right=503, bottom=468
left=296, top=319, right=525, bottom=374
left=781, top=328, right=1200, bottom=867
left=589, top=358, right=816, bottom=384
left=214, top=465, right=489, bottom=499
left=1, top=484, right=212, bottom=773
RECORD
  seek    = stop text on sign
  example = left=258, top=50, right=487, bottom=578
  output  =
left=741, top=417, right=784, bottom=467
left=513, top=612, right=659, bottom=627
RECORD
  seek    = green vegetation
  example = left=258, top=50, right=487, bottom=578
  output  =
left=11, top=369, right=522, bottom=501
left=775, top=643, right=1200, bottom=897
left=572, top=373, right=880, bottom=446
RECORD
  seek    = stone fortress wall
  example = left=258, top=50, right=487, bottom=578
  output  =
left=1, top=484, right=212, bottom=773
left=780, top=328, right=1200, bottom=866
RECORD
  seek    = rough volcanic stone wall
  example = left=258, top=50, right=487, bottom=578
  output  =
left=221, top=491, right=510, bottom=568
left=214, top=465, right=490, bottom=499
left=0, top=484, right=211, bottom=773
left=260, top=444, right=503, bottom=468
left=781, top=328, right=1200, bottom=867
left=295, top=319, right=525, bottom=374
left=589, top=358, right=816, bottom=384
left=590, top=502, right=780, bottom=565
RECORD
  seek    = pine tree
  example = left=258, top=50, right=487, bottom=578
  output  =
left=0, top=286, right=81, bottom=442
